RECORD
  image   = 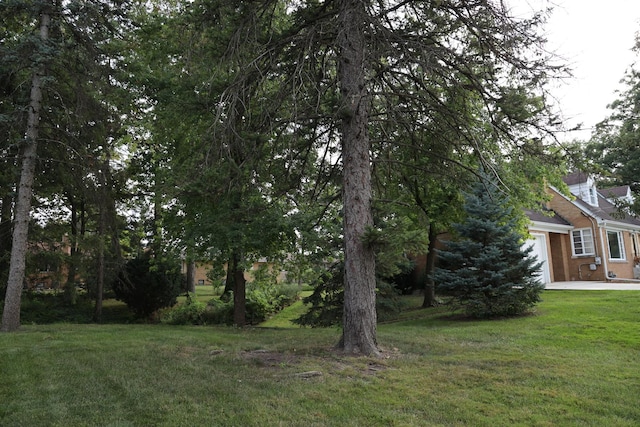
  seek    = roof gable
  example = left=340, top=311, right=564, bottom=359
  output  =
left=563, top=171, right=592, bottom=186
left=601, top=185, right=631, bottom=199
left=563, top=171, right=598, bottom=207
left=573, top=191, right=640, bottom=229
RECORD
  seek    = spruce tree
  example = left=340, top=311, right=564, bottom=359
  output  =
left=434, top=178, right=544, bottom=318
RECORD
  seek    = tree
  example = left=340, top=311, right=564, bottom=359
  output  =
left=130, top=1, right=305, bottom=327
left=111, top=255, right=183, bottom=319
left=583, top=39, right=640, bottom=211
left=336, top=0, right=378, bottom=355
left=433, top=176, right=544, bottom=318
left=1, top=3, right=52, bottom=332
left=2, top=0, right=136, bottom=330
left=204, top=0, right=563, bottom=354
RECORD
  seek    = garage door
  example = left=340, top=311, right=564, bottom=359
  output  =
left=526, top=233, right=551, bottom=284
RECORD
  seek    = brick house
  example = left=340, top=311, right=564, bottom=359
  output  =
left=527, top=172, right=640, bottom=283
left=180, top=258, right=287, bottom=287
left=25, top=237, right=72, bottom=290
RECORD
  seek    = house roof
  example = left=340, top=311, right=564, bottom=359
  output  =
left=526, top=206, right=573, bottom=234
left=563, top=171, right=591, bottom=186
left=600, top=185, right=630, bottom=199
left=572, top=191, right=640, bottom=229
left=528, top=184, right=640, bottom=234
left=525, top=208, right=571, bottom=226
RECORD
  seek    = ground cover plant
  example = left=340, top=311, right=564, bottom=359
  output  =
left=1, top=290, right=640, bottom=426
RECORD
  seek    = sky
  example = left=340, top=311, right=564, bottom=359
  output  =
left=510, top=0, right=640, bottom=141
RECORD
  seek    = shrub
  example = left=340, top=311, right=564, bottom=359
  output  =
left=293, top=265, right=343, bottom=327
left=293, top=263, right=405, bottom=327
left=160, top=294, right=207, bottom=325
left=111, top=256, right=183, bottom=319
left=204, top=282, right=301, bottom=325
left=18, top=291, right=94, bottom=324
left=204, top=298, right=234, bottom=325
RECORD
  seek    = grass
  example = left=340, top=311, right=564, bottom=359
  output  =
left=1, top=290, right=640, bottom=426
left=260, top=290, right=313, bottom=328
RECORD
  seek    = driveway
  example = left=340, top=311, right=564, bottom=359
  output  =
left=544, top=281, right=640, bottom=290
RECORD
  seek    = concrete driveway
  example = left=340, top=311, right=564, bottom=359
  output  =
left=544, top=281, right=640, bottom=290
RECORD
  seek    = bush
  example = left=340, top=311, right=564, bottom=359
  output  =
left=111, top=256, right=183, bottom=319
left=293, top=263, right=405, bottom=327
left=18, top=291, right=94, bottom=324
left=204, top=282, right=301, bottom=325
left=204, top=298, right=235, bottom=325
left=160, top=294, right=207, bottom=325
left=293, top=265, right=343, bottom=327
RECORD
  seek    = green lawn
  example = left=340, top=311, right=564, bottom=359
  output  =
left=2, top=290, right=640, bottom=426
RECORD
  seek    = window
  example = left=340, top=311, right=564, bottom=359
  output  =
left=572, top=229, right=595, bottom=256
left=607, top=230, right=626, bottom=261
left=588, top=187, right=598, bottom=206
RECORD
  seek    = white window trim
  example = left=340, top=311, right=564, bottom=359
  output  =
left=571, top=228, right=595, bottom=257
left=606, top=229, right=626, bottom=261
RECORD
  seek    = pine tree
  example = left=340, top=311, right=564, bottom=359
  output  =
left=433, top=177, right=544, bottom=318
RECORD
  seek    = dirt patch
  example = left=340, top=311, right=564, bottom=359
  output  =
left=239, top=349, right=302, bottom=368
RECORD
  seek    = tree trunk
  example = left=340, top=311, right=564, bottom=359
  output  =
left=231, top=250, right=246, bottom=327
left=422, top=224, right=438, bottom=308
left=337, top=0, right=379, bottom=356
left=186, top=260, right=196, bottom=294
left=1, top=9, right=50, bottom=332
left=0, top=195, right=13, bottom=254
left=94, top=203, right=105, bottom=323
left=94, top=157, right=118, bottom=322
left=0, top=194, right=13, bottom=299
left=65, top=198, right=78, bottom=305
left=221, top=253, right=234, bottom=301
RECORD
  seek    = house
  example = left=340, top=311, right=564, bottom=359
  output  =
left=25, top=237, right=72, bottom=290
left=527, top=171, right=640, bottom=283
left=180, top=258, right=288, bottom=287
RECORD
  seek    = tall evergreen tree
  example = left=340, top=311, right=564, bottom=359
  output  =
left=1, top=2, right=52, bottom=332
left=1, top=0, right=134, bottom=331
left=207, top=0, right=562, bottom=354
left=433, top=176, right=544, bottom=318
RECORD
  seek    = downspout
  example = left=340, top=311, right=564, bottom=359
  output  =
left=598, top=225, right=610, bottom=280
left=581, top=212, right=608, bottom=280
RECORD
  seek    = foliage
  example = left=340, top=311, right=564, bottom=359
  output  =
left=111, top=256, right=183, bottom=319
left=1, top=1, right=566, bottom=339
left=293, top=265, right=344, bottom=328
left=15, top=291, right=95, bottom=324
left=433, top=176, right=544, bottom=318
left=1, top=0, right=137, bottom=330
left=204, top=281, right=301, bottom=326
left=294, top=263, right=406, bottom=327
left=128, top=2, right=300, bottom=326
left=170, top=0, right=566, bottom=353
left=294, top=196, right=431, bottom=327
left=583, top=45, right=640, bottom=213
left=159, top=294, right=207, bottom=325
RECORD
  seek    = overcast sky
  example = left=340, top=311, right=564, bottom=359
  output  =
left=510, top=0, right=640, bottom=141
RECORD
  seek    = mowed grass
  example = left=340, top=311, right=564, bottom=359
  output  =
left=1, top=290, right=640, bottom=426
